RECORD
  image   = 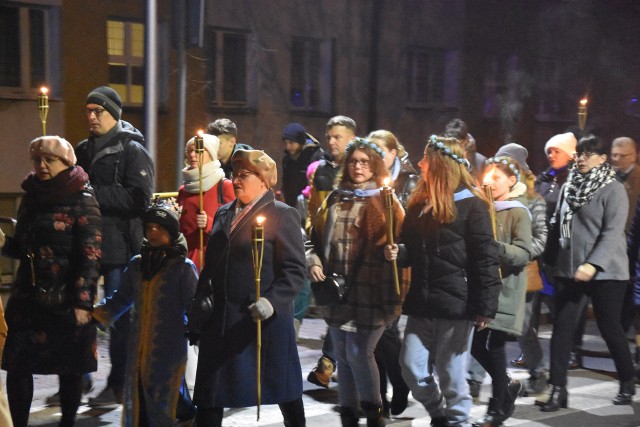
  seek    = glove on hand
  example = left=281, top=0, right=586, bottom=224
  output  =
left=249, top=297, right=274, bottom=322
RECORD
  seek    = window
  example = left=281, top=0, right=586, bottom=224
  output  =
left=536, top=59, right=587, bottom=122
left=406, top=47, right=458, bottom=108
left=290, top=37, right=333, bottom=112
left=108, top=19, right=145, bottom=106
left=0, top=3, right=57, bottom=94
left=206, top=29, right=249, bottom=107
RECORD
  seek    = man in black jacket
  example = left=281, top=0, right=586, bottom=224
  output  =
left=206, top=118, right=253, bottom=178
left=76, top=86, right=154, bottom=406
left=281, top=122, right=324, bottom=207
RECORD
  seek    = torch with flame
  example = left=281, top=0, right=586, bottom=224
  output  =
left=195, top=130, right=205, bottom=269
left=381, top=178, right=400, bottom=296
left=38, top=87, right=49, bottom=136
left=252, top=215, right=266, bottom=420
left=578, top=98, right=588, bottom=131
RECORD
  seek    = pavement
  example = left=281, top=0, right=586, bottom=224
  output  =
left=7, top=315, right=640, bottom=426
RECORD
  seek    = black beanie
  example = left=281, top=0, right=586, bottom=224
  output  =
left=143, top=199, right=180, bottom=241
left=86, top=86, right=122, bottom=121
left=282, top=122, right=307, bottom=145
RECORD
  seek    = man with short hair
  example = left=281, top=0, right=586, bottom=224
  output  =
left=206, top=118, right=252, bottom=178
left=76, top=86, right=154, bottom=407
left=611, top=137, right=640, bottom=232
left=281, top=122, right=324, bottom=207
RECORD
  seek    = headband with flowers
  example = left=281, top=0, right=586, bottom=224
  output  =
left=345, top=137, right=386, bottom=158
left=485, top=156, right=521, bottom=181
left=427, top=135, right=471, bottom=169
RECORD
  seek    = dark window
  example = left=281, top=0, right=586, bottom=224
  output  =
left=407, top=48, right=445, bottom=106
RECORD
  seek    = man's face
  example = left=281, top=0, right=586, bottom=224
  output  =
left=284, top=139, right=302, bottom=157
left=610, top=144, right=637, bottom=172
left=85, top=103, right=118, bottom=136
left=326, top=125, right=355, bottom=161
left=217, top=134, right=237, bottom=164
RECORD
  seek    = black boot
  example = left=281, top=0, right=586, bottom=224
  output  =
left=503, top=377, right=522, bottom=419
left=339, top=407, right=360, bottom=427
left=612, top=379, right=636, bottom=405
left=540, top=385, right=568, bottom=412
left=196, top=407, right=224, bottom=427
left=280, top=397, right=306, bottom=427
left=361, top=401, right=385, bottom=427
left=430, top=416, right=448, bottom=426
left=471, top=398, right=505, bottom=427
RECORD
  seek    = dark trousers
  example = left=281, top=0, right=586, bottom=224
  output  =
left=375, top=319, right=410, bottom=402
left=6, top=371, right=82, bottom=427
left=549, top=279, right=635, bottom=386
left=102, top=264, right=131, bottom=394
left=471, top=328, right=508, bottom=406
left=196, top=397, right=306, bottom=427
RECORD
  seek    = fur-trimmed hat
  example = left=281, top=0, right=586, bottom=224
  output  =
left=544, top=132, right=577, bottom=158
left=143, top=198, right=181, bottom=241
left=495, top=143, right=530, bottom=173
left=231, top=149, right=278, bottom=188
left=86, top=86, right=122, bottom=121
left=29, top=136, right=77, bottom=166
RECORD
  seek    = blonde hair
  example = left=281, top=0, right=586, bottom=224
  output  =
left=408, top=136, right=487, bottom=223
left=367, top=129, right=408, bottom=158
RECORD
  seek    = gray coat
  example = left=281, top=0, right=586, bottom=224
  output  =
left=553, top=179, right=629, bottom=281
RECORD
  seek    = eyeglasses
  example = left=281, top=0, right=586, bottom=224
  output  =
left=348, top=158, right=370, bottom=168
left=573, top=152, right=598, bottom=159
left=85, top=107, right=106, bottom=117
left=32, top=156, right=61, bottom=165
left=231, top=171, right=256, bottom=181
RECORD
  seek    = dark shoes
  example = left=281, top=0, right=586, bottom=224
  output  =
left=510, top=353, right=528, bottom=369
left=45, top=376, right=94, bottom=406
left=307, top=355, right=335, bottom=389
left=472, top=397, right=505, bottom=427
left=87, top=387, right=123, bottom=407
left=568, top=351, right=582, bottom=370
left=539, top=385, right=568, bottom=412
left=504, top=378, right=523, bottom=419
left=524, top=370, right=548, bottom=396
left=430, top=416, right=448, bottom=426
left=468, top=379, right=481, bottom=399
left=390, top=389, right=409, bottom=416
left=612, top=380, right=635, bottom=405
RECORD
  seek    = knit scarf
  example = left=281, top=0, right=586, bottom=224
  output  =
left=337, top=181, right=380, bottom=200
left=21, top=166, right=89, bottom=210
left=559, top=162, right=616, bottom=240
left=182, top=161, right=225, bottom=193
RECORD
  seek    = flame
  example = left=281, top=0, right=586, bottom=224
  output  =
left=383, top=177, right=390, bottom=187
left=482, top=165, right=497, bottom=186
left=256, top=216, right=265, bottom=225
left=197, top=129, right=204, bottom=137
left=580, top=98, right=588, bottom=106
left=40, top=86, right=48, bottom=95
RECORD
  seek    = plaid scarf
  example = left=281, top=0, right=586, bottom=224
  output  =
left=560, top=162, right=616, bottom=239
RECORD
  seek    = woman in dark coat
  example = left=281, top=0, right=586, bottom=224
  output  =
left=0, top=136, right=101, bottom=427
left=187, top=150, right=307, bottom=427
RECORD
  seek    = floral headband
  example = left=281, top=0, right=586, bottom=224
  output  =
left=485, top=156, right=521, bottom=181
left=427, top=135, right=470, bottom=169
left=345, top=137, right=385, bottom=158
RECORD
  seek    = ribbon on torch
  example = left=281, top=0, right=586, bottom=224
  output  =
left=252, top=216, right=265, bottom=421
left=381, top=178, right=400, bottom=296
left=38, top=87, right=49, bottom=136
left=195, top=130, right=205, bottom=270
left=578, top=98, right=588, bottom=131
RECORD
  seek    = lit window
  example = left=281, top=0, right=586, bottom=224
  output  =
left=107, top=19, right=145, bottom=106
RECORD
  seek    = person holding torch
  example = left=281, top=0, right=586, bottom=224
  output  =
left=187, top=149, right=307, bottom=427
left=385, top=135, right=502, bottom=427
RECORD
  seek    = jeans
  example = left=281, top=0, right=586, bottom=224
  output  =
left=102, top=264, right=131, bottom=393
left=549, top=279, right=635, bottom=386
left=329, top=325, right=385, bottom=409
left=400, top=316, right=474, bottom=426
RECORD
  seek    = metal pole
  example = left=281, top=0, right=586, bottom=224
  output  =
left=175, top=0, right=187, bottom=189
left=145, top=0, right=158, bottom=191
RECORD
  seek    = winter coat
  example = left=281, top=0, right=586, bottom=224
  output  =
left=535, top=166, right=569, bottom=227
left=2, top=167, right=101, bottom=375
left=618, top=165, right=640, bottom=232
left=75, top=121, right=154, bottom=266
left=525, top=192, right=547, bottom=292
left=93, top=237, right=197, bottom=427
left=391, top=156, right=419, bottom=209
left=627, top=198, right=640, bottom=305
left=398, top=188, right=502, bottom=320
left=306, top=187, right=405, bottom=329
left=490, top=191, right=532, bottom=336
left=188, top=191, right=306, bottom=408
left=552, top=180, right=629, bottom=281
left=177, top=179, right=235, bottom=271
left=305, top=155, right=340, bottom=234
left=282, top=143, right=325, bottom=207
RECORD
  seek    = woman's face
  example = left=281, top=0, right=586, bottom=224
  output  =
left=574, top=151, right=606, bottom=174
left=417, top=149, right=430, bottom=182
left=232, top=167, right=266, bottom=204
left=375, top=140, right=397, bottom=170
left=32, top=155, right=68, bottom=181
left=546, top=147, right=572, bottom=170
left=484, top=166, right=516, bottom=201
left=185, top=144, right=212, bottom=169
left=347, top=149, right=375, bottom=184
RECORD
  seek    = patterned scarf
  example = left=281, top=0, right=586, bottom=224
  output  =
left=559, top=162, right=616, bottom=239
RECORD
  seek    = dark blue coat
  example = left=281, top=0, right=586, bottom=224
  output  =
left=191, top=191, right=306, bottom=408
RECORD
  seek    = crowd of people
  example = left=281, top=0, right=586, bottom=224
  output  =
left=0, top=84, right=638, bottom=427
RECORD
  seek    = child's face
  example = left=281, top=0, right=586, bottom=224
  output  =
left=145, top=223, right=172, bottom=247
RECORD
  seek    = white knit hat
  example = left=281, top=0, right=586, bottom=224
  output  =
left=185, top=134, right=220, bottom=164
left=544, top=133, right=577, bottom=158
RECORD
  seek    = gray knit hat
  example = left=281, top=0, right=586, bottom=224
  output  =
left=86, top=86, right=122, bottom=121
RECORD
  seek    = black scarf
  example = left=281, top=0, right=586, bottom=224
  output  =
left=20, top=166, right=89, bottom=212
